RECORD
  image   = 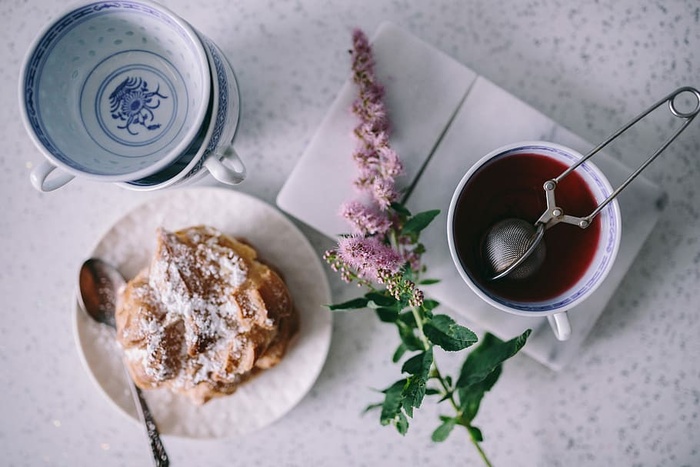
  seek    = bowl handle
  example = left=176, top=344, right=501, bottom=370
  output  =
left=547, top=312, right=572, bottom=341
left=204, top=146, right=246, bottom=185
left=30, top=160, right=75, bottom=192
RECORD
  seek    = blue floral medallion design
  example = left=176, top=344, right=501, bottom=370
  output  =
left=109, top=77, right=168, bottom=135
left=22, top=1, right=194, bottom=170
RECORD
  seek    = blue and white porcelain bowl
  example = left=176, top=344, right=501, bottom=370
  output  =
left=20, top=0, right=211, bottom=191
left=120, top=33, right=244, bottom=191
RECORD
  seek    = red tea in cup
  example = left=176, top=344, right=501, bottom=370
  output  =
left=447, top=142, right=622, bottom=341
left=451, top=151, right=602, bottom=301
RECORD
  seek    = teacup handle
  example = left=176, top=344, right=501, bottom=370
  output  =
left=30, top=160, right=75, bottom=192
left=546, top=312, right=571, bottom=341
left=204, top=146, right=246, bottom=185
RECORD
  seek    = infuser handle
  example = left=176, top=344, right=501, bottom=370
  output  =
left=555, top=86, right=700, bottom=225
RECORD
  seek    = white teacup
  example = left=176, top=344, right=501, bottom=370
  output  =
left=447, top=142, right=622, bottom=341
left=20, top=0, right=245, bottom=191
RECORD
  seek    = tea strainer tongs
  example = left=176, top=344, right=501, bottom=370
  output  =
left=483, top=86, right=700, bottom=281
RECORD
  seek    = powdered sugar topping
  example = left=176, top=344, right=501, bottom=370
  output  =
left=120, top=226, right=264, bottom=395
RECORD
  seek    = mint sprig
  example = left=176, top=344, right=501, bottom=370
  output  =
left=325, top=29, right=531, bottom=466
left=329, top=206, right=531, bottom=466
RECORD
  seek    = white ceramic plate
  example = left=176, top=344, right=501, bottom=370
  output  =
left=74, top=187, right=333, bottom=438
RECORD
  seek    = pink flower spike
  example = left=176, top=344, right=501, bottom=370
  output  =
left=362, top=82, right=386, bottom=105
left=372, top=178, right=398, bottom=210
left=352, top=29, right=372, bottom=59
left=337, top=235, right=402, bottom=283
left=341, top=201, right=393, bottom=236
left=352, top=148, right=378, bottom=173
left=378, top=146, right=404, bottom=178
left=360, top=127, right=389, bottom=149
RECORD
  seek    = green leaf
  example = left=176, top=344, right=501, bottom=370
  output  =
left=395, top=411, right=409, bottom=435
left=400, top=348, right=434, bottom=378
left=375, top=307, right=399, bottom=323
left=363, top=402, right=383, bottom=414
left=392, top=343, right=408, bottom=363
left=425, top=387, right=441, bottom=396
left=390, top=202, right=412, bottom=218
left=401, top=353, right=423, bottom=375
left=402, top=209, right=441, bottom=235
left=419, top=278, right=441, bottom=285
left=397, top=311, right=418, bottom=327
left=403, top=374, right=428, bottom=414
left=457, top=365, right=502, bottom=420
left=468, top=425, right=484, bottom=442
left=399, top=350, right=433, bottom=416
left=366, top=291, right=397, bottom=308
left=432, top=418, right=457, bottom=442
left=397, top=321, right=424, bottom=351
left=455, top=332, right=526, bottom=424
left=423, top=314, right=478, bottom=351
left=380, top=379, right=407, bottom=426
left=328, top=297, right=369, bottom=311
left=413, top=243, right=426, bottom=255
left=402, top=264, right=415, bottom=283
left=456, top=330, right=531, bottom=388
left=379, top=377, right=412, bottom=435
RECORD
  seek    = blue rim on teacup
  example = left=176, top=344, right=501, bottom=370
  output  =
left=20, top=0, right=211, bottom=189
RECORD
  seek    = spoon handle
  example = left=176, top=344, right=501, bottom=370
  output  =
left=128, top=378, right=169, bottom=467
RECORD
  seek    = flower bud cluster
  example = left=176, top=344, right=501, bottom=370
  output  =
left=381, top=271, right=425, bottom=307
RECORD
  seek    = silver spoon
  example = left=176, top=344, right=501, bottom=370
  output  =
left=78, top=258, right=169, bottom=467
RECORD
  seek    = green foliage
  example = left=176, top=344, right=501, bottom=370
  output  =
left=370, top=314, right=531, bottom=455
left=362, top=287, right=531, bottom=447
left=326, top=198, right=531, bottom=465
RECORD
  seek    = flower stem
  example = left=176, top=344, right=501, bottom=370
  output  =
left=409, top=305, right=426, bottom=338
left=467, top=427, right=493, bottom=467
left=431, top=363, right=493, bottom=466
left=410, top=315, right=491, bottom=467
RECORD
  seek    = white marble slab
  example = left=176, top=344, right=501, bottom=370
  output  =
left=276, top=22, right=665, bottom=371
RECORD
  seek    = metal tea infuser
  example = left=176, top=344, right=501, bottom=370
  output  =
left=483, top=86, right=700, bottom=281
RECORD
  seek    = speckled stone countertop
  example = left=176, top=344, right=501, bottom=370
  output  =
left=1, top=1, right=699, bottom=466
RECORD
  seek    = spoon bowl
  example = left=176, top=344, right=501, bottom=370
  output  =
left=78, top=258, right=125, bottom=329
